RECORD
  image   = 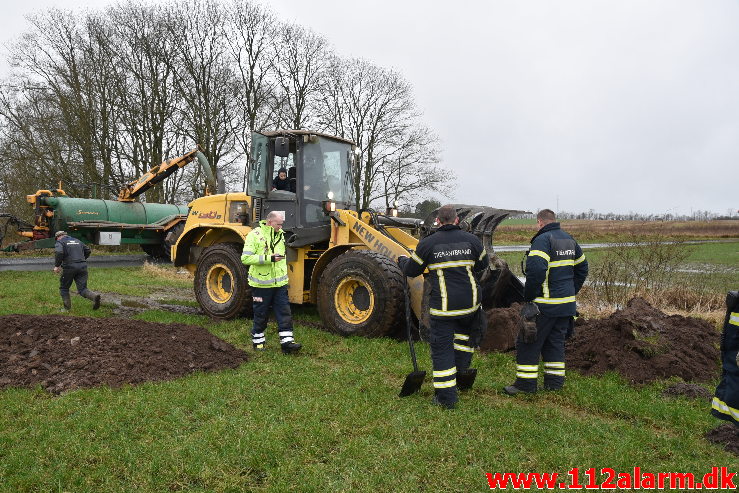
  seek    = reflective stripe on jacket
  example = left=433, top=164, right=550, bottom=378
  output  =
left=400, top=224, right=487, bottom=319
left=524, top=222, right=588, bottom=317
left=241, top=221, right=288, bottom=288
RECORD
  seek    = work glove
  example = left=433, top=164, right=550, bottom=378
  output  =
left=397, top=255, right=409, bottom=268
left=518, top=302, right=539, bottom=344
left=270, top=254, right=284, bottom=262
left=567, top=310, right=581, bottom=339
left=520, top=302, right=539, bottom=321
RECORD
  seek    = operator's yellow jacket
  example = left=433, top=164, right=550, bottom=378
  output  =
left=240, top=220, right=288, bottom=288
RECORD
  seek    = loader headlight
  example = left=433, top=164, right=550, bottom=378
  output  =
left=327, top=191, right=334, bottom=200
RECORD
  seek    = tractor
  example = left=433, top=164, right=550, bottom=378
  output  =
left=172, top=130, right=525, bottom=337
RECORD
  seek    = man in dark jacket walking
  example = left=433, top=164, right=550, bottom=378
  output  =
left=398, top=205, right=488, bottom=409
left=505, top=209, right=588, bottom=395
left=53, top=231, right=101, bottom=311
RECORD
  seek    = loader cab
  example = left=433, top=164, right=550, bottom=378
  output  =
left=248, top=130, right=356, bottom=247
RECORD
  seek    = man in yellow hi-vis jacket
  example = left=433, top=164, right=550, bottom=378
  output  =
left=241, top=211, right=301, bottom=354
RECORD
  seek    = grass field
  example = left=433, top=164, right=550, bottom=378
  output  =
left=495, top=219, right=739, bottom=244
left=1, top=255, right=738, bottom=491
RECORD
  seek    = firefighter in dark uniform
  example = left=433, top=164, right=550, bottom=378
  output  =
left=53, top=231, right=101, bottom=310
left=504, top=209, right=588, bottom=394
left=711, top=291, right=739, bottom=426
left=398, top=205, right=488, bottom=409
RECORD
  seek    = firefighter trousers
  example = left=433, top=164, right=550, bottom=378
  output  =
left=428, top=313, right=476, bottom=406
left=514, top=315, right=573, bottom=392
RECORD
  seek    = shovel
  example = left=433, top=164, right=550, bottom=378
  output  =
left=399, top=278, right=426, bottom=397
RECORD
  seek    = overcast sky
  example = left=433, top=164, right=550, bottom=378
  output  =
left=2, top=0, right=737, bottom=215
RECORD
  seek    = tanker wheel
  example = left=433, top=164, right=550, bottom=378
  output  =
left=194, top=243, right=253, bottom=320
left=163, top=222, right=186, bottom=261
left=141, top=244, right=167, bottom=259
left=317, top=250, right=405, bottom=337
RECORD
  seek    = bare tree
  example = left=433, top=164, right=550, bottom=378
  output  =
left=317, top=57, right=450, bottom=210
left=168, top=0, right=242, bottom=196
left=106, top=2, right=181, bottom=203
left=3, top=10, right=101, bottom=192
left=224, top=0, right=280, bottom=189
left=378, top=126, right=450, bottom=209
left=272, top=23, right=331, bottom=130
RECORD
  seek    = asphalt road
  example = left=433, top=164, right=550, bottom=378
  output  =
left=0, top=255, right=161, bottom=272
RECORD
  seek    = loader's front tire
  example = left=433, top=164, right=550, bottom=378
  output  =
left=194, top=243, right=253, bottom=320
left=317, top=250, right=405, bottom=337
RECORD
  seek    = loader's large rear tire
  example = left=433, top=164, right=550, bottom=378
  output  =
left=317, top=250, right=405, bottom=337
left=194, top=243, right=253, bottom=320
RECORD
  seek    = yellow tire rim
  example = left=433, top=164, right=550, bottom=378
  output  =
left=206, top=263, right=234, bottom=304
left=334, top=276, right=375, bottom=324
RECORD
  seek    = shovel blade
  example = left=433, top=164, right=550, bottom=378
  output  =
left=399, top=371, right=426, bottom=397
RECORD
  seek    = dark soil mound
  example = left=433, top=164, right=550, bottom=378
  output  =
left=0, top=314, right=248, bottom=394
left=479, top=303, right=521, bottom=352
left=662, top=383, right=713, bottom=401
left=566, top=298, right=720, bottom=384
left=705, top=423, right=739, bottom=456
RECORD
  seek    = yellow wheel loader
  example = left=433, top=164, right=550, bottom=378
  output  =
left=171, top=130, right=525, bottom=337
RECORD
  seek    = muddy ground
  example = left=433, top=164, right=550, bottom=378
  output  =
left=567, top=298, right=720, bottom=384
left=662, top=383, right=713, bottom=401
left=0, top=315, right=247, bottom=394
left=705, top=423, right=739, bottom=456
left=480, top=297, right=721, bottom=384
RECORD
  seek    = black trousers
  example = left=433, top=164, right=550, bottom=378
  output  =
left=251, top=285, right=295, bottom=346
left=59, top=264, right=90, bottom=297
left=514, top=315, right=573, bottom=392
left=428, top=314, right=476, bottom=406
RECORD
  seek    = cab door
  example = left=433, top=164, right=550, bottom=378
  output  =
left=247, top=132, right=270, bottom=198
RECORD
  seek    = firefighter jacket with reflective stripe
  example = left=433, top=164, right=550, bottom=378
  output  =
left=54, top=235, right=91, bottom=268
left=711, top=291, right=739, bottom=425
left=400, top=224, right=488, bottom=319
left=241, top=221, right=288, bottom=288
left=524, top=222, right=588, bottom=317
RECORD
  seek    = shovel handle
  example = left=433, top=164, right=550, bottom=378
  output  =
left=404, top=278, right=420, bottom=373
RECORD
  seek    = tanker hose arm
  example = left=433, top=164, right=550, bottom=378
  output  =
left=118, top=148, right=200, bottom=202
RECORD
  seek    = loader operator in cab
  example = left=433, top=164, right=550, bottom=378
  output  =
left=272, top=168, right=291, bottom=191
left=398, top=205, right=488, bottom=409
left=504, top=209, right=588, bottom=395
left=53, top=231, right=101, bottom=311
left=241, top=211, right=302, bottom=355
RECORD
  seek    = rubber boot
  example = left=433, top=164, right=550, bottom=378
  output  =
left=81, top=290, right=101, bottom=310
left=61, top=293, right=72, bottom=311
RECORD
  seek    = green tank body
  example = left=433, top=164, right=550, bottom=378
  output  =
left=43, top=196, right=188, bottom=228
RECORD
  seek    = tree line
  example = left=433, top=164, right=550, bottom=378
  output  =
left=0, top=0, right=451, bottom=219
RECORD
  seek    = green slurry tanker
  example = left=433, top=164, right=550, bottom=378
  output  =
left=1, top=149, right=216, bottom=260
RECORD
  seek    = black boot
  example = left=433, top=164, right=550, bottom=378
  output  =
left=61, top=294, right=72, bottom=311
left=281, top=342, right=302, bottom=354
left=457, top=368, right=478, bottom=391
left=80, top=290, right=101, bottom=310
